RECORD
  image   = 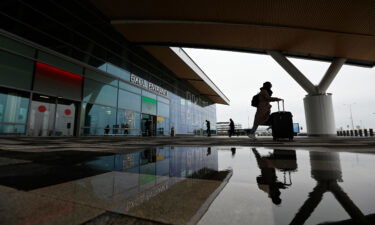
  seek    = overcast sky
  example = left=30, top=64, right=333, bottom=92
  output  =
left=184, top=48, right=375, bottom=131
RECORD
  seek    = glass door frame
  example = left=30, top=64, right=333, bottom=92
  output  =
left=28, top=93, right=80, bottom=136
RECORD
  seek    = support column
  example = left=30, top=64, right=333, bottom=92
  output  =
left=304, top=94, right=336, bottom=136
left=267, top=50, right=346, bottom=136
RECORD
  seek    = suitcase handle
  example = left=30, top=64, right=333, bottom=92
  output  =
left=277, top=100, right=285, bottom=111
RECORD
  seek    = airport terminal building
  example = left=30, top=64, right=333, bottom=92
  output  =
left=0, top=1, right=229, bottom=136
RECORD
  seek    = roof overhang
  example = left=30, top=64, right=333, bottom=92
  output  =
left=90, top=0, right=375, bottom=68
left=144, top=46, right=230, bottom=104
left=90, top=0, right=375, bottom=104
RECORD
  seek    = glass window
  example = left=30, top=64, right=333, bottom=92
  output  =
left=82, top=103, right=116, bottom=135
left=0, top=89, right=29, bottom=124
left=157, top=102, right=169, bottom=118
left=83, top=78, right=118, bottom=107
left=157, top=96, right=170, bottom=104
left=0, top=50, right=34, bottom=90
left=0, top=88, right=29, bottom=134
left=0, top=124, right=26, bottom=135
left=141, top=96, right=157, bottom=115
left=38, top=51, right=83, bottom=75
left=118, top=89, right=141, bottom=112
left=97, top=63, right=107, bottom=72
left=0, top=36, right=35, bottom=57
left=85, top=69, right=118, bottom=86
left=119, top=81, right=141, bottom=94
left=33, top=62, right=83, bottom=100
left=157, top=117, right=170, bottom=136
left=117, top=109, right=141, bottom=135
left=107, top=63, right=130, bottom=81
left=142, top=90, right=156, bottom=100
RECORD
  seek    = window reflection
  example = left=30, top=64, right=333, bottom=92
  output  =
left=0, top=88, right=29, bottom=134
left=83, top=103, right=116, bottom=135
left=83, top=78, right=118, bottom=107
left=117, top=109, right=141, bottom=135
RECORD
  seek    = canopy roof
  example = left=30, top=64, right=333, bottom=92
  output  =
left=91, top=0, right=375, bottom=103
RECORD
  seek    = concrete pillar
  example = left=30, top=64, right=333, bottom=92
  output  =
left=304, top=94, right=336, bottom=136
left=268, top=51, right=346, bottom=137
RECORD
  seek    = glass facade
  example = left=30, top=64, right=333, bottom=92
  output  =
left=0, top=51, right=34, bottom=90
left=83, top=103, right=117, bottom=135
left=0, top=1, right=218, bottom=136
left=0, top=88, right=29, bottom=134
left=117, top=109, right=141, bottom=135
left=141, top=96, right=157, bottom=115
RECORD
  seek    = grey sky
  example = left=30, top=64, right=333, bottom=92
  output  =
left=184, top=48, right=375, bottom=131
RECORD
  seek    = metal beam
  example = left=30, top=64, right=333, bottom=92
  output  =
left=318, top=58, right=346, bottom=93
left=267, top=50, right=317, bottom=94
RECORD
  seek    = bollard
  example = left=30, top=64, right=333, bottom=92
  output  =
left=359, top=129, right=363, bottom=137
left=350, top=130, right=354, bottom=136
left=354, top=130, right=358, bottom=136
left=343, top=131, right=346, bottom=136
left=370, top=128, right=374, bottom=136
left=364, top=129, right=368, bottom=136
left=346, top=130, right=350, bottom=136
left=337, top=131, right=340, bottom=136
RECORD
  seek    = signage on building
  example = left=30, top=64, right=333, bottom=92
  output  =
left=130, top=74, right=168, bottom=96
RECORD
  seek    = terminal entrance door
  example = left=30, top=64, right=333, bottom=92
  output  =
left=141, top=114, right=156, bottom=136
left=28, top=94, right=78, bottom=136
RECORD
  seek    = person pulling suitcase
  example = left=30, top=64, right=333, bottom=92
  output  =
left=249, top=82, right=283, bottom=140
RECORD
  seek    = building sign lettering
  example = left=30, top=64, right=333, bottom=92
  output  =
left=130, top=74, right=168, bottom=96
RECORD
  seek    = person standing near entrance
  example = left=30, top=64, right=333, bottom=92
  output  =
left=206, top=120, right=211, bottom=137
left=229, top=118, right=235, bottom=137
left=249, top=82, right=282, bottom=140
left=124, top=123, right=129, bottom=135
left=104, top=124, right=110, bottom=135
left=145, top=120, right=151, bottom=136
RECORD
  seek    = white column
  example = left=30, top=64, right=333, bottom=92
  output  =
left=304, top=94, right=336, bottom=136
left=268, top=51, right=346, bottom=137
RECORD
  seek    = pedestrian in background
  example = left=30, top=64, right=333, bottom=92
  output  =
left=229, top=118, right=235, bottom=137
left=206, top=120, right=211, bottom=137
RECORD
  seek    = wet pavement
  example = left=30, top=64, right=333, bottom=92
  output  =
left=0, top=146, right=375, bottom=225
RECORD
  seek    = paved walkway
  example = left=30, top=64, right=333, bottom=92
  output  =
left=1, top=136, right=375, bottom=153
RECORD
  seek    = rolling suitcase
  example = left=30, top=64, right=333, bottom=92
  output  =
left=270, top=101, right=294, bottom=141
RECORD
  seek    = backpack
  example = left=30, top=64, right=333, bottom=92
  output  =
left=251, top=93, right=259, bottom=107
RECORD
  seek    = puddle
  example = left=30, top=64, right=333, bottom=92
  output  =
left=0, top=147, right=374, bottom=225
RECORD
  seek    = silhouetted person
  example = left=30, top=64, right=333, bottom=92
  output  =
left=104, top=124, right=110, bottom=135
left=206, top=120, right=211, bottom=137
left=207, top=147, right=211, bottom=156
left=229, top=118, right=235, bottom=137
left=124, top=123, right=129, bottom=135
left=252, top=148, right=286, bottom=205
left=231, top=147, right=236, bottom=157
left=249, top=82, right=282, bottom=140
left=145, top=120, right=151, bottom=136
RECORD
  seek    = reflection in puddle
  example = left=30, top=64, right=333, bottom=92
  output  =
left=252, top=148, right=297, bottom=205
left=200, top=148, right=375, bottom=225
left=0, top=147, right=375, bottom=225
